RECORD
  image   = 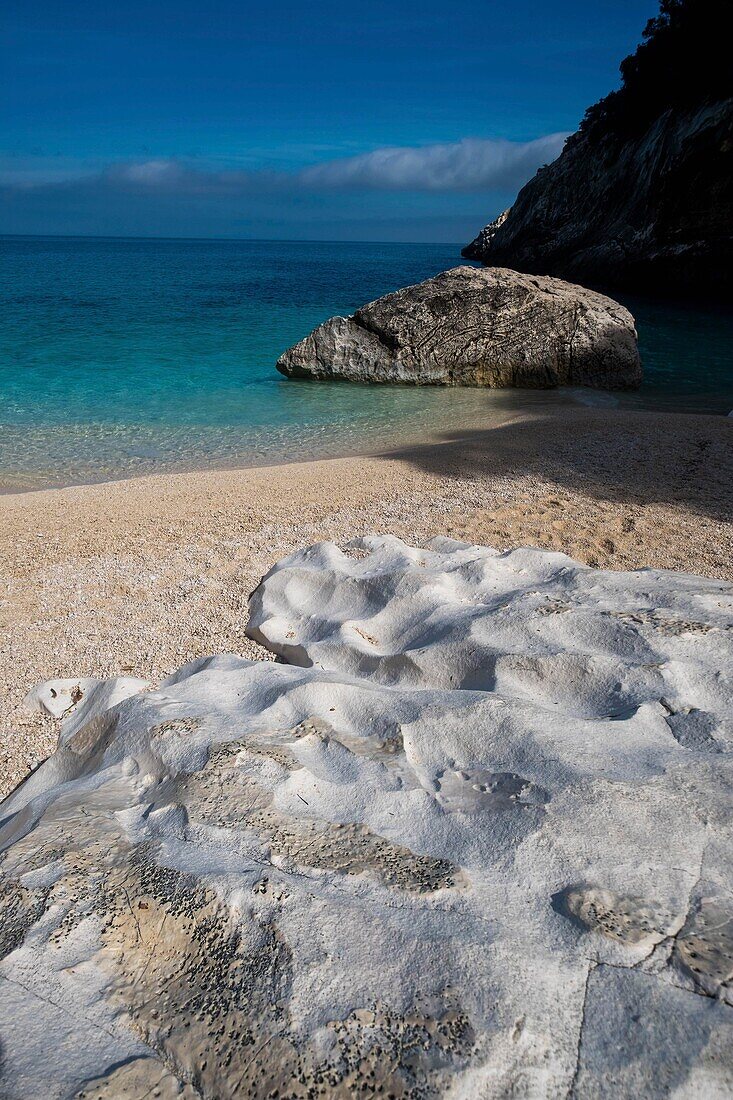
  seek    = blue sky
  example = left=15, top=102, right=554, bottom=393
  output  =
left=1, top=0, right=655, bottom=240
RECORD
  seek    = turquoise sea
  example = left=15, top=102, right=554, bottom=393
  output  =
left=1, top=235, right=732, bottom=489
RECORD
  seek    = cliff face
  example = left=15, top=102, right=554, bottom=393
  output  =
left=462, top=97, right=733, bottom=297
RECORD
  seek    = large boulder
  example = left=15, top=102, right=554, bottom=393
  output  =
left=276, top=267, right=641, bottom=390
left=1, top=536, right=732, bottom=1097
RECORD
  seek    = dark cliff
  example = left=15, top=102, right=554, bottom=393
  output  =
left=462, top=1, right=733, bottom=298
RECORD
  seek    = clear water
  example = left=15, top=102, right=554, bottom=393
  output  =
left=1, top=235, right=731, bottom=489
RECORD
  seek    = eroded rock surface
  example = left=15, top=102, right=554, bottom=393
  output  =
left=276, top=267, right=641, bottom=390
left=1, top=537, right=732, bottom=1097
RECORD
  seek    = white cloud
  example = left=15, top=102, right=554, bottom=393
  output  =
left=299, top=134, right=568, bottom=192
left=114, top=159, right=183, bottom=185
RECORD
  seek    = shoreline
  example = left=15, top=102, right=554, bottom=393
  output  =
left=0, top=400, right=527, bottom=497
left=2, top=390, right=731, bottom=499
left=2, top=404, right=731, bottom=799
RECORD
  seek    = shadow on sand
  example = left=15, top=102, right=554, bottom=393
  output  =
left=381, top=406, right=733, bottom=523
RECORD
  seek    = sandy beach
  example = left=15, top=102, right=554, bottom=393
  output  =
left=2, top=404, right=731, bottom=799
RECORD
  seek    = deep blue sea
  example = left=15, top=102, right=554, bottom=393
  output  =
left=1, top=235, right=731, bottom=489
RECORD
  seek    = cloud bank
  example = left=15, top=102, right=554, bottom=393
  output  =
left=2, top=134, right=568, bottom=197
left=300, top=134, right=568, bottom=192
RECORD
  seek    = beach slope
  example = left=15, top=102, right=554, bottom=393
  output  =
left=1, top=406, right=731, bottom=798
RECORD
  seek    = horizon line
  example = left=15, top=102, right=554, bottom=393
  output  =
left=0, top=231, right=468, bottom=248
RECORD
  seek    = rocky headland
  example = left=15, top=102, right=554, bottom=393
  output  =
left=462, top=2, right=732, bottom=297
left=1, top=536, right=732, bottom=1096
left=277, top=266, right=641, bottom=389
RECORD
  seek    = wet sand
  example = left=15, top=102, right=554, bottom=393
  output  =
left=1, top=405, right=731, bottom=798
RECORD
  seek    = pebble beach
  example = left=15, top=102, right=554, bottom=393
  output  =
left=2, top=403, right=731, bottom=799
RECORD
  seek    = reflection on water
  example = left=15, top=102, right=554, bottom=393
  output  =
left=1, top=236, right=731, bottom=489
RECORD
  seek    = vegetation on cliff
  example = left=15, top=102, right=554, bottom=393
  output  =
left=577, top=0, right=729, bottom=143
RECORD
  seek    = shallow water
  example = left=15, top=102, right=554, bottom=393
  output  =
left=1, top=235, right=731, bottom=489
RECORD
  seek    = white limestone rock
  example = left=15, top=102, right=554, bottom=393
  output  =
left=24, top=674, right=150, bottom=744
left=248, top=536, right=733, bottom=744
left=0, top=538, right=732, bottom=1098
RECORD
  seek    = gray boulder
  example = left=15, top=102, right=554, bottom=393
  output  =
left=276, top=266, right=641, bottom=390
